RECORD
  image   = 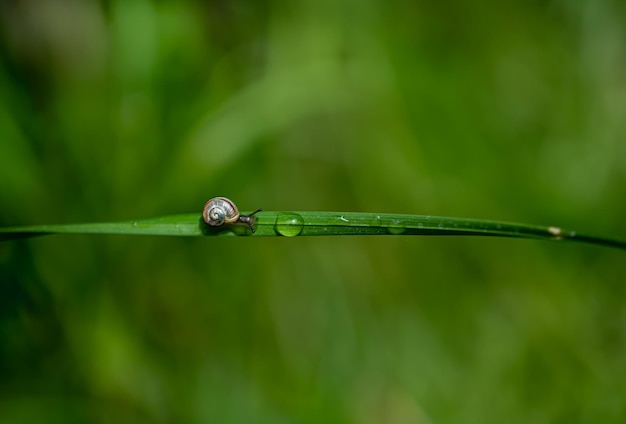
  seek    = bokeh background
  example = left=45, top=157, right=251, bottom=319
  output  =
left=1, top=0, right=626, bottom=422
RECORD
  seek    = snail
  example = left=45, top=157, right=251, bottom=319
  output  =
left=202, top=197, right=262, bottom=233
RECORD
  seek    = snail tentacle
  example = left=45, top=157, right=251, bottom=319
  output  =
left=239, top=208, right=262, bottom=233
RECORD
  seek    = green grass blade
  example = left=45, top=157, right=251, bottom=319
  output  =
left=1, top=211, right=624, bottom=250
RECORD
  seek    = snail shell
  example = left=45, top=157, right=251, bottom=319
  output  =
left=202, top=197, right=262, bottom=233
left=203, top=197, right=240, bottom=227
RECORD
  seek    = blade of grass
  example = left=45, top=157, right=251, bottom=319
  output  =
left=0, top=211, right=624, bottom=250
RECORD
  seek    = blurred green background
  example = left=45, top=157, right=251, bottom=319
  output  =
left=1, top=0, right=626, bottom=422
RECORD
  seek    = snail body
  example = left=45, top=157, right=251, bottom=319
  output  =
left=202, top=197, right=262, bottom=233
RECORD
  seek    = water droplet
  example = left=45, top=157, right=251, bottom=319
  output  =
left=548, top=226, right=562, bottom=238
left=133, top=221, right=138, bottom=227
left=275, top=213, right=304, bottom=237
left=386, top=220, right=406, bottom=235
left=387, top=226, right=406, bottom=235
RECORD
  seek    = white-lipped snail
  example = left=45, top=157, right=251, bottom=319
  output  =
left=202, top=197, right=262, bottom=233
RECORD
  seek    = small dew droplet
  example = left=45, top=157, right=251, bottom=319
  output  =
left=386, top=220, right=406, bottom=235
left=548, top=226, right=563, bottom=239
left=387, top=227, right=406, bottom=235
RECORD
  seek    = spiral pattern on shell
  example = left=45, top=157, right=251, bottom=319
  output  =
left=203, top=197, right=239, bottom=227
left=207, top=206, right=225, bottom=226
